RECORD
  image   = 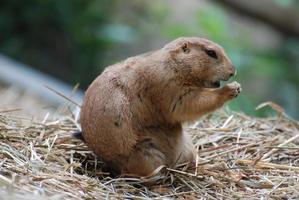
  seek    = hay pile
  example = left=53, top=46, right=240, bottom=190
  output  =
left=0, top=85, right=55, bottom=118
left=0, top=106, right=299, bottom=199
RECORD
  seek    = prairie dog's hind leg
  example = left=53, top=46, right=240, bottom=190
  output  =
left=123, top=139, right=166, bottom=176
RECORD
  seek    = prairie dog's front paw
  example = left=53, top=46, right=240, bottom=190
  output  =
left=222, top=81, right=241, bottom=98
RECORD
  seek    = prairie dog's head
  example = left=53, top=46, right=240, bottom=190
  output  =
left=163, top=37, right=235, bottom=88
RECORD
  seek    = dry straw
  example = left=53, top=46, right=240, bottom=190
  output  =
left=0, top=103, right=299, bottom=199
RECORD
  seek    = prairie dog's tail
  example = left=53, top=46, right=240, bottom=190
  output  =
left=72, top=131, right=85, bottom=142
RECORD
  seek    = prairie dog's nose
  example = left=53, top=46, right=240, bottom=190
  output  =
left=229, top=66, right=236, bottom=77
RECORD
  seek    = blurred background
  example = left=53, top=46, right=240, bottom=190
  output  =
left=0, top=0, right=298, bottom=119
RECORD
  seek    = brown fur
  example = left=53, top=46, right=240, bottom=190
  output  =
left=80, top=37, right=241, bottom=176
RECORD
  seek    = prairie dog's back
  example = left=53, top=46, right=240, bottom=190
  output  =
left=80, top=66, right=137, bottom=163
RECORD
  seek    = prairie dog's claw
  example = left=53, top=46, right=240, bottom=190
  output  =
left=224, top=81, right=241, bottom=98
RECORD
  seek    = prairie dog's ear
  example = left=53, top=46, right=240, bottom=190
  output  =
left=181, top=42, right=190, bottom=53
left=163, top=38, right=191, bottom=53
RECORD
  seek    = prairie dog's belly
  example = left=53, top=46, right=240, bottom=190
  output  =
left=166, top=131, right=195, bottom=164
left=140, top=127, right=194, bottom=166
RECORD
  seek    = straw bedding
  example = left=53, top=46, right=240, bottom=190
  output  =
left=0, top=106, right=298, bottom=199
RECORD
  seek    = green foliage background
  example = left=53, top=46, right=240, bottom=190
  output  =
left=0, top=0, right=298, bottom=118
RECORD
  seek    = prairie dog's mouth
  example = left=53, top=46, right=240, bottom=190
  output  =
left=210, top=81, right=221, bottom=88
left=204, top=80, right=221, bottom=88
left=205, top=74, right=233, bottom=88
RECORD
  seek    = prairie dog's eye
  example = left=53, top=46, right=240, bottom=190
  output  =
left=182, top=43, right=190, bottom=53
left=205, top=49, right=217, bottom=59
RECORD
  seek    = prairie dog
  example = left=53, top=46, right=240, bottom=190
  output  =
left=80, top=37, right=241, bottom=176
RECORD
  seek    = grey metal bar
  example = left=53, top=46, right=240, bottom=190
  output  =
left=0, top=54, right=84, bottom=105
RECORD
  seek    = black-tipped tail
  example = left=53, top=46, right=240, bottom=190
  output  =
left=72, top=131, right=85, bottom=142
